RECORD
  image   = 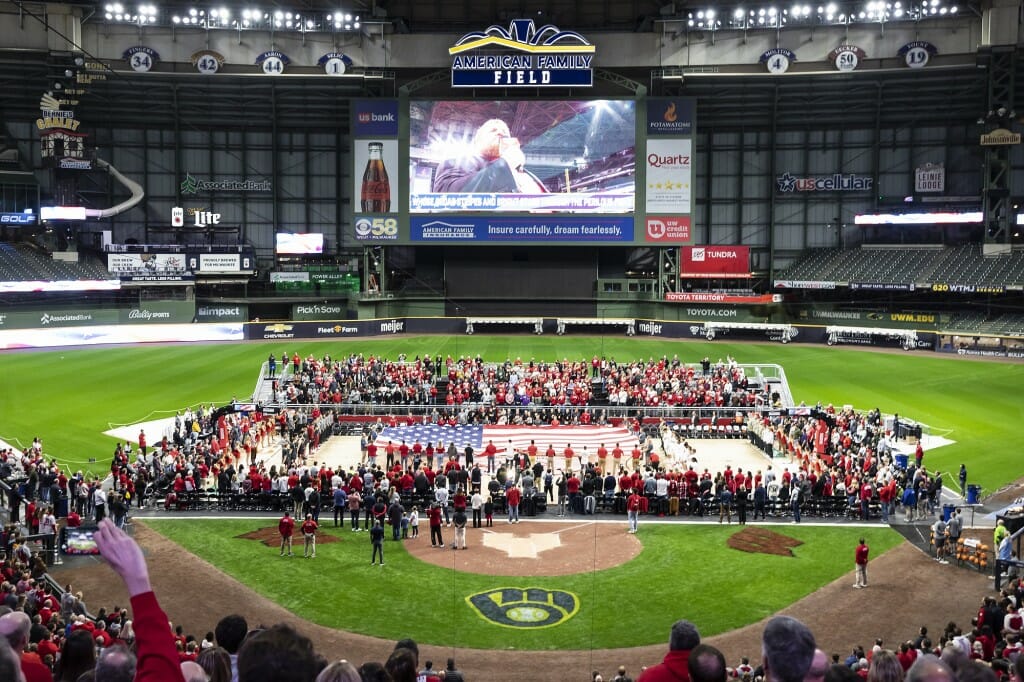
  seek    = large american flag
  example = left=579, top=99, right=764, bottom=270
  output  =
left=372, top=424, right=640, bottom=455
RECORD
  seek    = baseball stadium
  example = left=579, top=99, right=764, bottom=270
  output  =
left=1, top=1, right=1024, bottom=681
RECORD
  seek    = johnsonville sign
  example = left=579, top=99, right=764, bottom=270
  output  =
left=449, top=19, right=595, bottom=88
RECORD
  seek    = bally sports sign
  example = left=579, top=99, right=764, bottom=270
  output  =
left=680, top=246, right=751, bottom=278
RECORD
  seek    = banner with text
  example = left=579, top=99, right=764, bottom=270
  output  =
left=645, top=138, right=692, bottom=214
left=680, top=246, right=750, bottom=278
left=666, top=292, right=780, bottom=304
left=409, top=216, right=633, bottom=244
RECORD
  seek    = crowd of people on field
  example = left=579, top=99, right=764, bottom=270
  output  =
left=270, top=352, right=770, bottom=411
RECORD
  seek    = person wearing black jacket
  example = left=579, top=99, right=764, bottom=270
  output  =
left=370, top=520, right=385, bottom=565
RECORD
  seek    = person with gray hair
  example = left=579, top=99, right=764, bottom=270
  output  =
left=906, top=655, right=954, bottom=682
left=0, top=635, right=25, bottom=682
left=95, top=644, right=137, bottom=682
left=762, top=616, right=817, bottom=682
left=0, top=610, right=49, bottom=682
left=637, top=619, right=701, bottom=682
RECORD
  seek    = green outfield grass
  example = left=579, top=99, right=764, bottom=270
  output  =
left=2, top=337, right=1021, bottom=494
left=147, top=518, right=902, bottom=650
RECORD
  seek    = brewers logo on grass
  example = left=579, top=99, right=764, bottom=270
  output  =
left=467, top=588, right=578, bottom=629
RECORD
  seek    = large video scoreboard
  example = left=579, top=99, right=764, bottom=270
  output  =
left=351, top=96, right=695, bottom=247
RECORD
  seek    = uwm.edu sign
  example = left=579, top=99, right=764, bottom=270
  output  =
left=680, top=246, right=750, bottom=278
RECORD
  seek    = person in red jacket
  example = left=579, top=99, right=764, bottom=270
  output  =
left=637, top=619, right=701, bottom=682
left=278, top=511, right=295, bottom=557
left=854, top=538, right=869, bottom=589
left=301, top=514, right=318, bottom=558
left=428, top=503, right=445, bottom=548
left=506, top=485, right=522, bottom=524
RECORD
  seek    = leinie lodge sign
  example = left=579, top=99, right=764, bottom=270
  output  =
left=449, top=19, right=595, bottom=88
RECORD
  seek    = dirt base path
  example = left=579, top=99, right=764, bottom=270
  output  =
left=53, top=523, right=991, bottom=682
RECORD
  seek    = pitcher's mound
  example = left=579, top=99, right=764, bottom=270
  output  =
left=238, top=527, right=342, bottom=547
left=727, top=526, right=803, bottom=557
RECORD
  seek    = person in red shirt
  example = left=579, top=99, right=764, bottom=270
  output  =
left=485, top=441, right=498, bottom=473
left=428, top=503, right=444, bottom=547
left=627, top=489, right=643, bottom=533
left=506, top=485, right=522, bottom=523
left=637, top=619, right=700, bottom=682
left=301, top=514, right=318, bottom=558
left=278, top=511, right=295, bottom=557
left=854, top=538, right=869, bottom=588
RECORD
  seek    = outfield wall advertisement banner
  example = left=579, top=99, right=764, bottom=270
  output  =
left=409, top=217, right=634, bottom=243
left=195, top=304, right=248, bottom=323
left=680, top=246, right=750, bottom=278
left=666, top=292, right=780, bottom=304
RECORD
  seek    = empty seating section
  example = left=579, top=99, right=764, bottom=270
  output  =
left=0, top=242, right=110, bottom=281
left=780, top=245, right=1024, bottom=287
left=945, top=313, right=1024, bottom=337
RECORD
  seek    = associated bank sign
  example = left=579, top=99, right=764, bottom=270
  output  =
left=449, top=19, right=595, bottom=88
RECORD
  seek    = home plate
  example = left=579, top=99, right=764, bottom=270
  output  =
left=482, top=530, right=563, bottom=559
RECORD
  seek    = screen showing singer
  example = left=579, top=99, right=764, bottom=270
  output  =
left=410, top=100, right=635, bottom=214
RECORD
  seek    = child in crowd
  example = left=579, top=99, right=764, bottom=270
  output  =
left=409, top=506, right=419, bottom=538
left=484, top=496, right=494, bottom=527
left=401, top=511, right=410, bottom=539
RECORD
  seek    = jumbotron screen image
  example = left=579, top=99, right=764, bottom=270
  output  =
left=409, top=100, right=635, bottom=214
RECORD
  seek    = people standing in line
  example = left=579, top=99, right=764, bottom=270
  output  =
left=278, top=511, right=295, bottom=557
left=370, top=520, right=385, bottom=566
left=854, top=538, right=869, bottom=588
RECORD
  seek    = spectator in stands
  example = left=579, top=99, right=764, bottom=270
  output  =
left=54, top=628, right=95, bottom=681
left=90, top=518, right=185, bottom=682
left=905, top=655, right=953, bottom=682
left=237, top=623, right=324, bottom=682
left=214, top=614, right=248, bottom=682
left=868, top=650, right=905, bottom=682
left=762, top=616, right=816, bottom=682
left=385, top=647, right=418, bottom=682
left=637, top=619, right=701, bottom=682
left=806, top=649, right=828, bottom=682
left=196, top=646, right=232, bottom=682
left=315, top=660, right=360, bottom=682
left=0, top=610, right=52, bottom=682
left=0, top=636, right=24, bottom=682
left=688, top=644, right=728, bottom=682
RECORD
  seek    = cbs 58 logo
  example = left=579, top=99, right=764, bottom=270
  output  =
left=355, top=217, right=399, bottom=240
